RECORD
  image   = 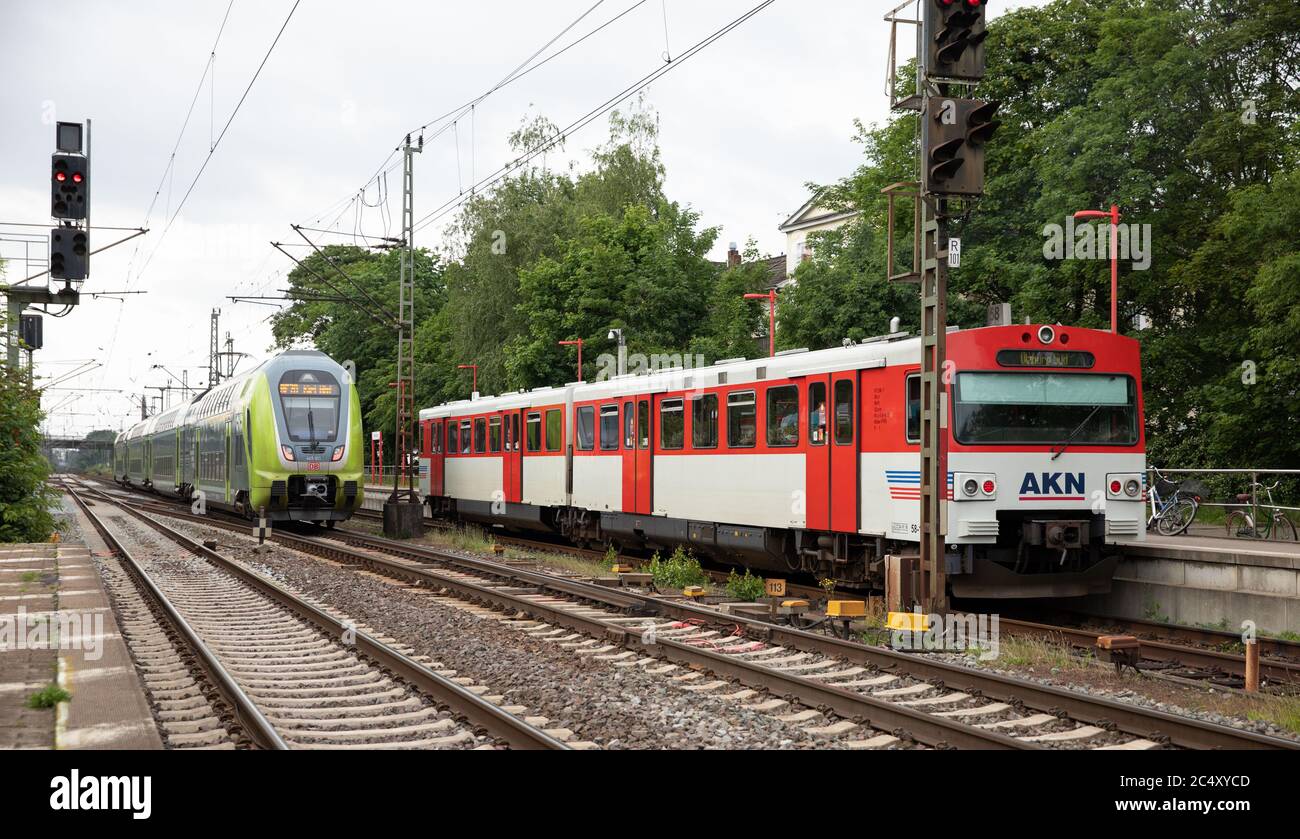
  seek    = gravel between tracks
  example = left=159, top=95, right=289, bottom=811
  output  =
left=159, top=516, right=897, bottom=750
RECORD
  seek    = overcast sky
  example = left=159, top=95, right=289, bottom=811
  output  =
left=0, top=0, right=1049, bottom=438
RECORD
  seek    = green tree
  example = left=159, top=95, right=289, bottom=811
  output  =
left=506, top=201, right=718, bottom=387
left=0, top=336, right=58, bottom=542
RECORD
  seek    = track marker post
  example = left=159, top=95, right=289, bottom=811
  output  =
left=253, top=506, right=272, bottom=554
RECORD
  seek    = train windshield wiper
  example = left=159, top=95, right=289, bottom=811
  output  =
left=1050, top=404, right=1103, bottom=461
left=307, top=405, right=316, bottom=446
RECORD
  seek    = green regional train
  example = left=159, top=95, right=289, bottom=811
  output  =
left=113, top=350, right=364, bottom=524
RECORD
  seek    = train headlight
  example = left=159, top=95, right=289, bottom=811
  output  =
left=1107, top=472, right=1142, bottom=500
left=953, top=472, right=997, bottom=501
left=331, top=445, right=345, bottom=462
left=281, top=445, right=295, bottom=462
left=1037, top=325, right=1055, bottom=344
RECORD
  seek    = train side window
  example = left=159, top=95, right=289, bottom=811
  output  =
left=660, top=398, right=684, bottom=449
left=624, top=401, right=634, bottom=448
left=489, top=417, right=501, bottom=452
left=834, top=380, right=854, bottom=446
left=512, top=413, right=520, bottom=452
left=727, top=391, right=756, bottom=448
left=474, top=418, right=486, bottom=453
left=691, top=394, right=717, bottom=449
left=545, top=409, right=562, bottom=452
left=526, top=412, right=542, bottom=452
left=448, top=422, right=459, bottom=455
left=637, top=399, right=650, bottom=449
left=599, top=404, right=619, bottom=450
left=576, top=406, right=595, bottom=451
left=809, top=382, right=827, bottom=445
left=766, top=385, right=799, bottom=447
left=906, top=374, right=921, bottom=443
left=460, top=420, right=472, bottom=454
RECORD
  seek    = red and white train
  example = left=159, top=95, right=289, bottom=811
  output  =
left=418, top=323, right=1146, bottom=598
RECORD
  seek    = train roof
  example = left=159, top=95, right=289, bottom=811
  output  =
left=418, top=329, right=933, bottom=419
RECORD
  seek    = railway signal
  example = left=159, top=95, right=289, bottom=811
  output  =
left=51, top=153, right=89, bottom=220
left=922, top=97, right=1000, bottom=197
left=49, top=226, right=89, bottom=281
left=923, top=0, right=989, bottom=82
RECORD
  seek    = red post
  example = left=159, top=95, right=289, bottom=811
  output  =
left=1073, top=205, right=1122, bottom=334
left=744, top=289, right=778, bottom=357
left=457, top=363, right=478, bottom=395
left=559, top=339, right=584, bottom=381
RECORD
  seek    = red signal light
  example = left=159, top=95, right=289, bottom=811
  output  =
left=982, top=480, right=995, bottom=494
left=1110, top=480, right=1122, bottom=494
left=72, top=172, right=83, bottom=183
left=965, top=0, right=983, bottom=6
left=55, top=172, right=66, bottom=182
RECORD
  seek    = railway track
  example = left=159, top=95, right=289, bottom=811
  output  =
left=63, top=482, right=569, bottom=750
left=355, top=503, right=1300, bottom=690
left=73, top=478, right=1300, bottom=750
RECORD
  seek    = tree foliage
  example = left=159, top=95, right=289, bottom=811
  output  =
left=0, top=335, right=58, bottom=542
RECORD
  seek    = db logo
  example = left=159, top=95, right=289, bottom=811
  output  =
left=307, top=462, right=320, bottom=471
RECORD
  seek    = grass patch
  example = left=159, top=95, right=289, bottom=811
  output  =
left=1245, top=695, right=1300, bottom=735
left=996, top=635, right=1094, bottom=672
left=20, top=571, right=40, bottom=584
left=26, top=684, right=71, bottom=709
left=528, top=551, right=611, bottom=578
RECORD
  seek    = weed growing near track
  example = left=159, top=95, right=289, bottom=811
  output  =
left=648, top=547, right=708, bottom=590
left=724, top=568, right=765, bottom=601
left=26, top=685, right=70, bottom=709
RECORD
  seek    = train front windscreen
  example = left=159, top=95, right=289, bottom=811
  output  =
left=278, top=370, right=341, bottom=442
left=952, top=371, right=1138, bottom=445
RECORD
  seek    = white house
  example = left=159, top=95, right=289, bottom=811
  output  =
left=777, top=193, right=860, bottom=279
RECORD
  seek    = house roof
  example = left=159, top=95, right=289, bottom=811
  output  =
left=778, top=191, right=860, bottom=234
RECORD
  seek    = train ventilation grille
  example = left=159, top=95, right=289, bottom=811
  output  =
left=1106, top=519, right=1141, bottom=537
left=300, top=444, right=326, bottom=454
left=956, top=520, right=1000, bottom=538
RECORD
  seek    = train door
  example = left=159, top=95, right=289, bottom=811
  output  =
left=224, top=421, right=232, bottom=503
left=804, top=375, right=831, bottom=530
left=429, top=421, right=445, bottom=496
left=621, top=398, right=653, bottom=514
left=503, top=410, right=522, bottom=503
left=829, top=371, right=859, bottom=532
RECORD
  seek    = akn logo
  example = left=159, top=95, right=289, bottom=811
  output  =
left=1019, top=471, right=1085, bottom=500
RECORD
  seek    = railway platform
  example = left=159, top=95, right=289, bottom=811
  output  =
left=0, top=499, right=162, bottom=749
left=1091, top=533, right=1300, bottom=635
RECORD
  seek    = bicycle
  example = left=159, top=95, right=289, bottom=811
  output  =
left=1225, top=481, right=1298, bottom=541
left=1146, top=467, right=1199, bottom=536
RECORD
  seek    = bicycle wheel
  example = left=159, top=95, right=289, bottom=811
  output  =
left=1270, top=513, right=1298, bottom=541
left=1225, top=510, right=1255, bottom=538
left=1157, top=498, right=1197, bottom=536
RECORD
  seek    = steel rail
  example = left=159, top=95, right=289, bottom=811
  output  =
left=64, top=484, right=288, bottom=750
left=66, top=482, right=569, bottom=751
